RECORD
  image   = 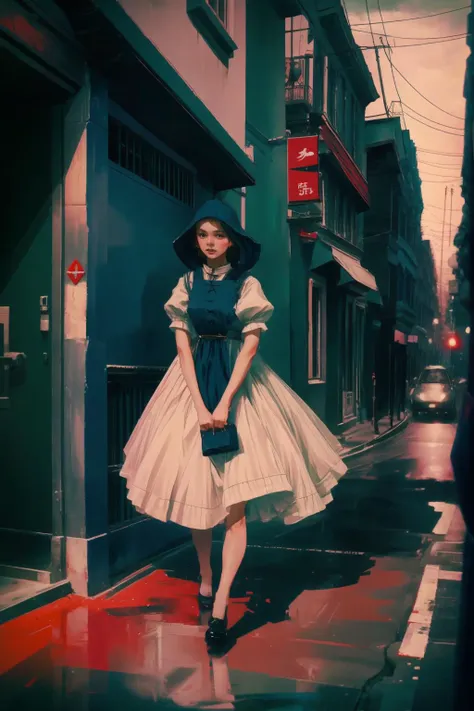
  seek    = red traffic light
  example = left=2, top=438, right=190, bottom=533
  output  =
left=446, top=332, right=461, bottom=349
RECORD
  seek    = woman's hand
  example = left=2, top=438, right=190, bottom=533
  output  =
left=197, top=406, right=214, bottom=431
left=212, top=401, right=230, bottom=430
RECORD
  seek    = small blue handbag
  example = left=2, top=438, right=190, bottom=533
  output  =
left=201, top=424, right=239, bottom=457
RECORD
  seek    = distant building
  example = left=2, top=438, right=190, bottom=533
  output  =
left=363, top=116, right=424, bottom=421
left=284, top=0, right=380, bottom=433
left=415, top=240, right=440, bottom=370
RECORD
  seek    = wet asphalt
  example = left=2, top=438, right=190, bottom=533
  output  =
left=0, top=418, right=460, bottom=711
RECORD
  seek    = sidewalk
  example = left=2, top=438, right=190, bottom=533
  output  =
left=378, top=507, right=465, bottom=711
left=339, top=412, right=410, bottom=459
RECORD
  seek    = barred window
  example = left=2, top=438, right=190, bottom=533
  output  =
left=108, top=116, right=195, bottom=207
left=207, top=0, right=227, bottom=25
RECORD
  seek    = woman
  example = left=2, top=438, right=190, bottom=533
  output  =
left=121, top=199, right=347, bottom=647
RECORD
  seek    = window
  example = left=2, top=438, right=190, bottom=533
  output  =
left=108, top=116, right=195, bottom=207
left=327, top=66, right=337, bottom=127
left=308, top=277, right=327, bottom=382
left=339, top=76, right=346, bottom=137
left=187, top=0, right=236, bottom=66
left=349, top=95, right=356, bottom=156
left=207, top=0, right=227, bottom=25
left=419, top=368, right=450, bottom=385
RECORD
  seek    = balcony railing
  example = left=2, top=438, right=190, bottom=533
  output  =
left=107, top=364, right=167, bottom=528
left=285, top=55, right=313, bottom=108
left=285, top=83, right=313, bottom=105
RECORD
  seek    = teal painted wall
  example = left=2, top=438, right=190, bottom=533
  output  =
left=245, top=0, right=290, bottom=381
left=0, top=109, right=53, bottom=535
left=107, top=165, right=209, bottom=367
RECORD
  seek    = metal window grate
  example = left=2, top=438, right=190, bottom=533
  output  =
left=107, top=365, right=167, bottom=528
left=108, top=116, right=195, bottom=207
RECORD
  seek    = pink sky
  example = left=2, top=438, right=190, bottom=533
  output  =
left=345, top=0, right=468, bottom=310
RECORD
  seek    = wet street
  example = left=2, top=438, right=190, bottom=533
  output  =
left=0, top=419, right=462, bottom=711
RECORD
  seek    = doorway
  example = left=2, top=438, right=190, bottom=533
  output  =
left=0, top=72, right=66, bottom=609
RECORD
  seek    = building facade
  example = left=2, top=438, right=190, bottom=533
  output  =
left=363, top=117, right=424, bottom=422
left=415, top=240, right=440, bottom=372
left=283, top=0, right=381, bottom=433
left=0, top=0, right=262, bottom=597
left=0, top=0, right=389, bottom=600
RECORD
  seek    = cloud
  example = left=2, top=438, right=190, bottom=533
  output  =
left=344, top=0, right=469, bottom=31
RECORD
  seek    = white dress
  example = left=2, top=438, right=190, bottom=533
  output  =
left=121, top=264, right=347, bottom=529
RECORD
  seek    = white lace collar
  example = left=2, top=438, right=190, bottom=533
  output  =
left=202, top=263, right=232, bottom=279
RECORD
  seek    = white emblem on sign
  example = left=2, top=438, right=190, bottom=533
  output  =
left=297, top=148, right=315, bottom=161
left=297, top=181, right=314, bottom=196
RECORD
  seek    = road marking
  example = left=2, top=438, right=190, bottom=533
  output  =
left=429, top=502, right=457, bottom=535
left=438, top=569, right=462, bottom=581
left=399, top=564, right=439, bottom=659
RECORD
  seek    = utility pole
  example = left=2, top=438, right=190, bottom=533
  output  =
left=439, top=185, right=448, bottom=330
left=375, top=44, right=390, bottom=117
left=448, top=186, right=454, bottom=247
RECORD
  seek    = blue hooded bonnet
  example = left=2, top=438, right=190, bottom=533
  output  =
left=173, top=199, right=261, bottom=273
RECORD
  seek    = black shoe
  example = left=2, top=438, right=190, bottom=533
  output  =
left=205, top=611, right=228, bottom=646
left=197, top=591, right=214, bottom=610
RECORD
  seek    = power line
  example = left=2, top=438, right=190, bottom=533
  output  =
left=386, top=57, right=465, bottom=120
left=352, top=28, right=468, bottom=41
left=375, top=0, right=407, bottom=130
left=421, top=177, right=462, bottom=183
left=418, top=148, right=463, bottom=157
left=419, top=159, right=463, bottom=168
left=381, top=36, right=470, bottom=49
left=365, top=0, right=390, bottom=117
left=398, top=102, right=464, bottom=131
left=351, top=6, right=470, bottom=27
left=419, top=169, right=461, bottom=178
left=424, top=202, right=463, bottom=212
left=402, top=108, right=464, bottom=136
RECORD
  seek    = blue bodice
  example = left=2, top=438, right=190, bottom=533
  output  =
left=187, top=267, right=244, bottom=338
left=187, top=267, right=245, bottom=414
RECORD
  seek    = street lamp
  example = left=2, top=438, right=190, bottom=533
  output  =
left=433, top=318, right=439, bottom=325
left=466, top=326, right=471, bottom=335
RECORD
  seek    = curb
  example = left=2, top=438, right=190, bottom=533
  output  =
left=341, top=414, right=411, bottom=462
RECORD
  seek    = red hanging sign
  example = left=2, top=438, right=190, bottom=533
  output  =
left=299, top=230, right=318, bottom=241
left=287, top=135, right=320, bottom=204
left=67, top=260, right=85, bottom=285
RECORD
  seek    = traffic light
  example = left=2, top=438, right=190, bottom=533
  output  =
left=446, top=332, right=461, bottom=350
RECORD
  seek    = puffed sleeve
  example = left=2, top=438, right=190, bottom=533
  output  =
left=235, top=276, right=274, bottom=334
left=163, top=274, right=196, bottom=337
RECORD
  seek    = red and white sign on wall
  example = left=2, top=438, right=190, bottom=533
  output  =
left=287, top=135, right=320, bottom=204
left=67, top=260, right=86, bottom=285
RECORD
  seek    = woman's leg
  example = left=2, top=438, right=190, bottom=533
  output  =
left=191, top=528, right=213, bottom=596
left=212, top=502, right=247, bottom=619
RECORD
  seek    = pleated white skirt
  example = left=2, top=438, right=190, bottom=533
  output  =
left=121, top=343, right=347, bottom=529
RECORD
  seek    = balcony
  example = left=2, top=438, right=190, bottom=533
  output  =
left=285, top=81, right=313, bottom=106
left=285, top=55, right=313, bottom=122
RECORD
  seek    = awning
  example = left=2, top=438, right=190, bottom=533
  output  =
left=311, top=241, right=382, bottom=304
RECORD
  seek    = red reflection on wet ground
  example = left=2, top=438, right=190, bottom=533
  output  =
left=0, top=555, right=412, bottom=696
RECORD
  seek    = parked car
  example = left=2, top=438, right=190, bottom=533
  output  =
left=410, top=365, right=457, bottom=420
